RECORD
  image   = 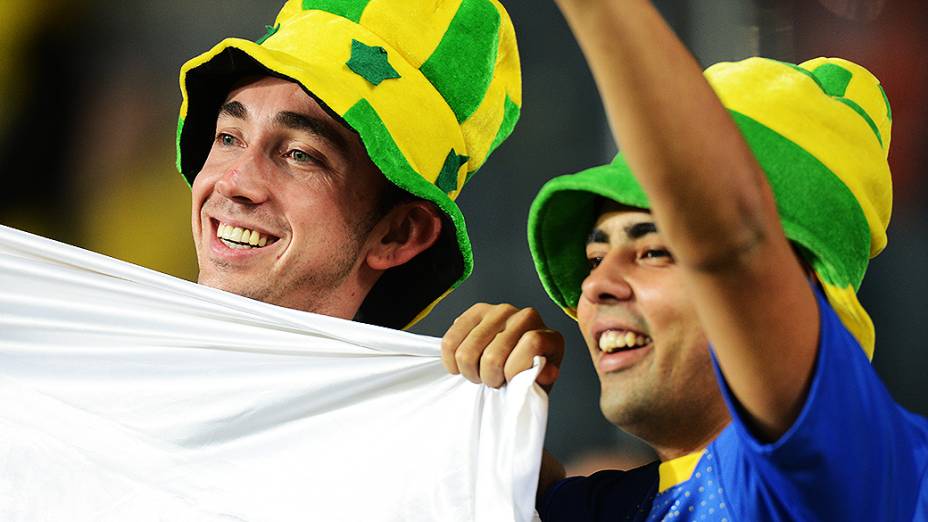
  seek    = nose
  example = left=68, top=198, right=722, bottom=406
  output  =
left=580, top=252, right=633, bottom=304
left=214, top=149, right=272, bottom=205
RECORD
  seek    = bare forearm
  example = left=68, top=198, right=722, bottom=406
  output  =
left=555, top=0, right=775, bottom=269
left=555, top=0, right=820, bottom=439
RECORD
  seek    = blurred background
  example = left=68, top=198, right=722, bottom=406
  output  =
left=2, top=0, right=926, bottom=473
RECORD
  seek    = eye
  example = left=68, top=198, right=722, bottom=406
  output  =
left=216, top=133, right=239, bottom=147
left=639, top=247, right=674, bottom=264
left=643, top=249, right=670, bottom=258
left=286, top=148, right=320, bottom=164
left=587, top=256, right=604, bottom=270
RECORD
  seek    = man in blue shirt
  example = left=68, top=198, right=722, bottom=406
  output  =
left=441, top=0, right=928, bottom=519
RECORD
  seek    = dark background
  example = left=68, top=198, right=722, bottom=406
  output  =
left=3, top=0, right=925, bottom=472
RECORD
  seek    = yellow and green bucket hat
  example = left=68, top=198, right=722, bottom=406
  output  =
left=176, top=0, right=522, bottom=329
left=528, top=57, right=892, bottom=358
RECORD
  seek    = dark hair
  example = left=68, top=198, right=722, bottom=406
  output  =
left=375, top=180, right=418, bottom=220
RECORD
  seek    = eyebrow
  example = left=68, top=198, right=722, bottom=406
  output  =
left=626, top=221, right=657, bottom=240
left=586, top=221, right=658, bottom=245
left=220, top=101, right=247, bottom=119
left=587, top=229, right=610, bottom=245
left=217, top=101, right=348, bottom=152
left=274, top=111, right=348, bottom=152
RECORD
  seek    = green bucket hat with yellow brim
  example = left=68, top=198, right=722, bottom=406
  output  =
left=176, top=0, right=522, bottom=329
left=529, top=57, right=892, bottom=358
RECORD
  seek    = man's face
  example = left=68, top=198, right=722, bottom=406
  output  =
left=576, top=202, right=725, bottom=442
left=191, top=76, right=387, bottom=316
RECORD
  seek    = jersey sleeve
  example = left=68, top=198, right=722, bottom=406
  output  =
left=710, top=286, right=928, bottom=521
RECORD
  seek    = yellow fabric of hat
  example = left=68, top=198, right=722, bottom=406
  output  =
left=175, top=0, right=522, bottom=329
left=528, top=57, right=892, bottom=357
left=706, top=57, right=892, bottom=357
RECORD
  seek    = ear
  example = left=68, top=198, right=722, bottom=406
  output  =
left=365, top=201, right=442, bottom=271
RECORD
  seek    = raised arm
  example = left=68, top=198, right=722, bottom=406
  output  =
left=554, top=0, right=819, bottom=440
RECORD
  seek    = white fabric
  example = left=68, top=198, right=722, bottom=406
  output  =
left=0, top=225, right=547, bottom=522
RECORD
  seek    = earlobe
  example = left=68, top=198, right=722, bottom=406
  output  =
left=366, top=201, right=442, bottom=271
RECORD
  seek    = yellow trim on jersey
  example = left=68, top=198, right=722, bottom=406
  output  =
left=658, top=450, right=706, bottom=493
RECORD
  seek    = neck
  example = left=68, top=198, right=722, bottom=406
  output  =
left=618, top=399, right=731, bottom=462
left=304, top=263, right=383, bottom=320
left=263, top=261, right=383, bottom=321
left=650, top=416, right=729, bottom=462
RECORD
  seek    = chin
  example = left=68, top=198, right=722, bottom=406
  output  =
left=599, top=392, right=628, bottom=426
left=199, top=273, right=254, bottom=297
left=600, top=388, right=650, bottom=430
left=196, top=270, right=224, bottom=289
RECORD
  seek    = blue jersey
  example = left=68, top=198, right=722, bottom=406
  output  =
left=540, top=288, right=928, bottom=521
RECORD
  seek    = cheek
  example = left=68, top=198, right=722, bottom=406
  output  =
left=331, top=188, right=374, bottom=232
left=191, top=178, right=216, bottom=229
left=652, top=299, right=711, bottom=372
left=284, top=189, right=352, bottom=240
left=332, top=185, right=377, bottom=233
left=190, top=162, right=222, bottom=202
left=636, top=274, right=694, bottom=322
left=575, top=300, right=598, bottom=351
left=190, top=176, right=211, bottom=227
left=634, top=279, right=707, bottom=362
left=576, top=299, right=592, bottom=331
left=190, top=177, right=210, bottom=207
left=677, top=336, right=716, bottom=400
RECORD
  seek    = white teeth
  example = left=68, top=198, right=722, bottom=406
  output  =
left=217, top=222, right=272, bottom=249
left=222, top=239, right=249, bottom=250
left=615, top=333, right=627, bottom=348
left=598, top=330, right=653, bottom=353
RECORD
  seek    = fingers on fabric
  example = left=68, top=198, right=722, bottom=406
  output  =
left=441, top=304, right=488, bottom=376
left=442, top=304, right=561, bottom=389
left=445, top=303, right=520, bottom=385
left=508, top=329, right=564, bottom=393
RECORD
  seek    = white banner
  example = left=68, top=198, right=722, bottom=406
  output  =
left=0, top=225, right=547, bottom=522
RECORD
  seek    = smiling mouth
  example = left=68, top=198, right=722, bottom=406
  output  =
left=215, top=221, right=279, bottom=250
left=598, top=330, right=653, bottom=354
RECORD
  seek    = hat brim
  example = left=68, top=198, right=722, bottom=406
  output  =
left=528, top=155, right=648, bottom=318
left=528, top=111, right=876, bottom=356
left=178, top=36, right=470, bottom=330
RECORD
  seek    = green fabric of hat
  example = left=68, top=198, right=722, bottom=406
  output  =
left=176, top=0, right=522, bottom=329
left=528, top=57, right=892, bottom=357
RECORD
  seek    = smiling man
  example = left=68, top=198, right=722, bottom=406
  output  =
left=516, top=0, right=928, bottom=519
left=577, top=201, right=727, bottom=454
left=442, top=0, right=928, bottom=519
left=192, top=77, right=404, bottom=318
left=176, top=0, right=523, bottom=329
